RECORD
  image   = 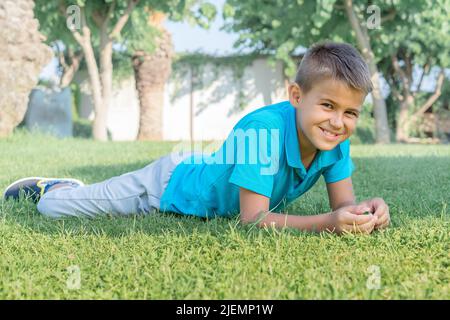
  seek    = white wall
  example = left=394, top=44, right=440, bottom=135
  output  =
left=75, top=58, right=287, bottom=141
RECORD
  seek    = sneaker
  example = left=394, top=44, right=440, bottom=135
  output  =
left=3, top=177, right=85, bottom=203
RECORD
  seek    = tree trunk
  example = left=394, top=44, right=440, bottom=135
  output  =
left=80, top=35, right=107, bottom=141
left=344, top=0, right=391, bottom=143
left=59, top=48, right=83, bottom=88
left=396, top=93, right=414, bottom=142
left=135, top=80, right=165, bottom=140
left=410, top=69, right=446, bottom=120
left=132, top=25, right=173, bottom=140
left=391, top=53, right=446, bottom=142
left=98, top=26, right=114, bottom=142
left=70, top=8, right=107, bottom=141
left=69, top=1, right=137, bottom=141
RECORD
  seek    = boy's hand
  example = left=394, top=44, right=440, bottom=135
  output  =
left=358, top=198, right=390, bottom=230
left=328, top=204, right=377, bottom=235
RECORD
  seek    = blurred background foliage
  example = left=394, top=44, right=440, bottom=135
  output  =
left=29, top=0, right=450, bottom=143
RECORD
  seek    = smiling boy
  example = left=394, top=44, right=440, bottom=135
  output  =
left=4, top=41, right=390, bottom=234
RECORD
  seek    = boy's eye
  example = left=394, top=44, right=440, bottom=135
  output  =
left=346, top=111, right=359, bottom=118
left=321, top=103, right=333, bottom=109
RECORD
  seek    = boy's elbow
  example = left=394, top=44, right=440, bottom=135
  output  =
left=239, top=187, right=270, bottom=225
left=239, top=212, right=256, bottom=225
left=239, top=210, right=270, bottom=226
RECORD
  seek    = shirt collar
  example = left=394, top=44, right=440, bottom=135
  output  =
left=284, top=102, right=344, bottom=174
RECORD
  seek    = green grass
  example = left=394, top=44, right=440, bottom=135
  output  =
left=0, top=132, right=449, bottom=299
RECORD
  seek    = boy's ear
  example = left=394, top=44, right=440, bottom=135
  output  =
left=288, top=83, right=303, bottom=107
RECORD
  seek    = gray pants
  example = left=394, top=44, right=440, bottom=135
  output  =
left=37, top=153, right=184, bottom=218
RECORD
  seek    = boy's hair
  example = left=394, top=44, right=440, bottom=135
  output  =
left=295, top=41, right=373, bottom=94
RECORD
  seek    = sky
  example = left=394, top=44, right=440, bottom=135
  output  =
left=163, top=0, right=239, bottom=55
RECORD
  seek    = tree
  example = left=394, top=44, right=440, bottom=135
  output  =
left=55, top=44, right=84, bottom=88
left=35, top=3, right=83, bottom=89
left=342, top=0, right=390, bottom=143
left=36, top=0, right=143, bottom=141
left=131, top=11, right=174, bottom=140
left=126, top=0, right=216, bottom=140
left=123, top=1, right=216, bottom=140
left=375, top=1, right=449, bottom=142
left=223, top=0, right=449, bottom=143
left=223, top=0, right=397, bottom=143
left=35, top=0, right=216, bottom=141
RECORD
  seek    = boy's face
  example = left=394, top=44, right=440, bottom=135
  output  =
left=289, top=78, right=366, bottom=153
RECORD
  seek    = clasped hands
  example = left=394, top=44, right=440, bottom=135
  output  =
left=328, top=198, right=390, bottom=234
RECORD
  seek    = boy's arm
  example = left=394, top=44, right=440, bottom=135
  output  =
left=239, top=187, right=375, bottom=234
left=326, top=177, right=356, bottom=211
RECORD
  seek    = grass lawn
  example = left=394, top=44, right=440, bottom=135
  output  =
left=0, top=132, right=449, bottom=299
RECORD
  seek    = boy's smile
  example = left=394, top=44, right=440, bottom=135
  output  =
left=289, top=78, right=366, bottom=159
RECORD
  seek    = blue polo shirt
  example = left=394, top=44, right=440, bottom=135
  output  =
left=160, top=101, right=354, bottom=218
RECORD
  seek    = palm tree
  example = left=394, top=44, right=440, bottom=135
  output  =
left=132, top=11, right=173, bottom=140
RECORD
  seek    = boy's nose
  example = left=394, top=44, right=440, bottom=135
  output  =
left=329, top=115, right=344, bottom=129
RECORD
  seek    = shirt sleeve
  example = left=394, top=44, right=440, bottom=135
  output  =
left=228, top=120, right=281, bottom=198
left=322, top=139, right=355, bottom=184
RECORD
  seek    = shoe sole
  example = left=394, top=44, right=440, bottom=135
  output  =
left=3, top=177, right=85, bottom=199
